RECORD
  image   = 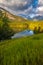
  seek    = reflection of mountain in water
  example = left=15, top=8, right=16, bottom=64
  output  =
left=12, top=30, right=34, bottom=38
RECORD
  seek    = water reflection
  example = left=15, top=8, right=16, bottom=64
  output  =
left=12, top=30, right=34, bottom=38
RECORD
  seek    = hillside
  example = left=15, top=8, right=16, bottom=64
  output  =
left=0, top=7, right=27, bottom=21
left=0, top=7, right=29, bottom=32
left=0, top=7, right=43, bottom=32
left=0, top=33, right=43, bottom=65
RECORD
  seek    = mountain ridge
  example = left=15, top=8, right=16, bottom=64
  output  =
left=0, top=7, right=28, bottom=21
left=19, top=14, right=43, bottom=20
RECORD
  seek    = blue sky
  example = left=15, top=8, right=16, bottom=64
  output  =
left=32, top=0, right=38, bottom=8
left=0, top=0, right=43, bottom=17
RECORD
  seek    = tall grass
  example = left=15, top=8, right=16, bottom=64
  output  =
left=0, top=33, right=43, bottom=65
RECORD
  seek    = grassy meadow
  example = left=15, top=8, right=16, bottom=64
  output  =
left=0, top=33, right=43, bottom=65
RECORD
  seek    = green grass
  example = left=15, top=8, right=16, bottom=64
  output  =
left=0, top=33, right=43, bottom=65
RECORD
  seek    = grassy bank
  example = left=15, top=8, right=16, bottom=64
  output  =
left=0, top=33, right=43, bottom=65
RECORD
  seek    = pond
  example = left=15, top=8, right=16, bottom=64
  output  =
left=11, top=30, right=34, bottom=38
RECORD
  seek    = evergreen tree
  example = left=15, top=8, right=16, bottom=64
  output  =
left=0, top=12, right=14, bottom=41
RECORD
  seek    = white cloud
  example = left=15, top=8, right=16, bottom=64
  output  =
left=38, top=0, right=43, bottom=5
left=34, top=0, right=43, bottom=16
left=0, top=0, right=30, bottom=6
left=37, top=6, right=43, bottom=11
left=0, top=0, right=43, bottom=17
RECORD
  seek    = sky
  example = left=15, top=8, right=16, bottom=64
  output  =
left=0, top=0, right=43, bottom=17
